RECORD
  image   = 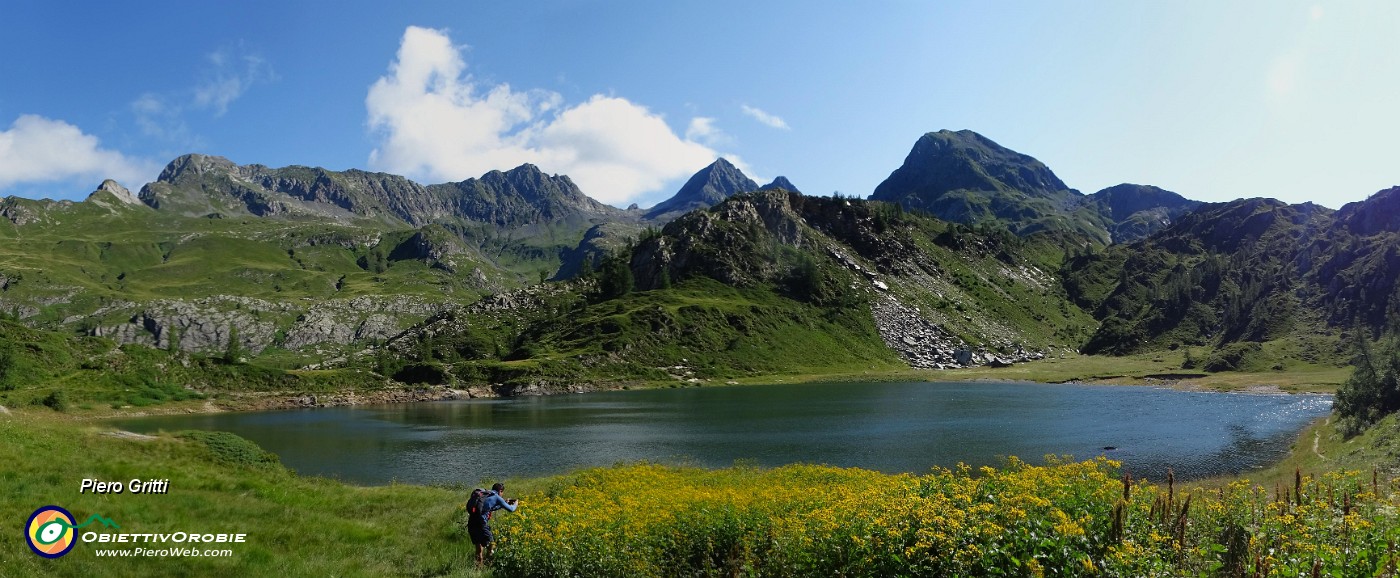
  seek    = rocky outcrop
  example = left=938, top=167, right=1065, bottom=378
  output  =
left=395, top=227, right=466, bottom=262
left=0, top=197, right=57, bottom=225
left=555, top=221, right=648, bottom=280
left=89, top=294, right=442, bottom=356
left=92, top=296, right=286, bottom=355
left=634, top=190, right=808, bottom=289
left=283, top=296, right=438, bottom=350
left=87, top=180, right=143, bottom=206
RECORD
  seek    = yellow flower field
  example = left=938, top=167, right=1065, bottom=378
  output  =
left=486, top=458, right=1400, bottom=577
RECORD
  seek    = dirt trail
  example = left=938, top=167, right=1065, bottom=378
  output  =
left=1312, top=417, right=1330, bottom=460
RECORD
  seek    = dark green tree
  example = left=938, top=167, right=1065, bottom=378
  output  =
left=787, top=253, right=824, bottom=302
left=0, top=342, right=14, bottom=391
left=1336, top=333, right=1400, bottom=435
left=223, top=326, right=243, bottom=364
left=598, top=255, right=634, bottom=300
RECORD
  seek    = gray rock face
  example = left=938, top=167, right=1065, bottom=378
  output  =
left=89, top=294, right=441, bottom=356
left=427, top=163, right=627, bottom=228
left=283, top=296, right=438, bottom=350
left=0, top=198, right=48, bottom=225
left=139, top=155, right=627, bottom=228
left=93, top=180, right=142, bottom=205
left=84, top=180, right=149, bottom=212
left=93, top=296, right=284, bottom=355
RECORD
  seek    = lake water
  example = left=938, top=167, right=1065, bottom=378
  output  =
left=112, top=381, right=1333, bottom=485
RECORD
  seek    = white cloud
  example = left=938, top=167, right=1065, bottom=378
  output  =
left=685, top=117, right=721, bottom=144
left=740, top=104, right=790, bottom=130
left=366, top=26, right=724, bottom=205
left=194, top=49, right=274, bottom=116
left=131, top=92, right=194, bottom=144
left=0, top=115, right=158, bottom=191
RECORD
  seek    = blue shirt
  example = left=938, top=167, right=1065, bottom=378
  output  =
left=474, top=491, right=516, bottom=524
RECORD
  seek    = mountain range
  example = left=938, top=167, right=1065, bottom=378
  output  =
left=1, top=128, right=1396, bottom=395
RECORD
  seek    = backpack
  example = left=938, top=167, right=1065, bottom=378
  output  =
left=466, top=489, right=496, bottom=521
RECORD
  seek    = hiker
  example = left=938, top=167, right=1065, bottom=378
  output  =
left=466, top=482, right=518, bottom=566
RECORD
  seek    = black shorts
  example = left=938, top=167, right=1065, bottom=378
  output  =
left=468, top=519, right=493, bottom=545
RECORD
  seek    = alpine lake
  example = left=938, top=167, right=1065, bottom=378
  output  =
left=112, top=380, right=1333, bottom=486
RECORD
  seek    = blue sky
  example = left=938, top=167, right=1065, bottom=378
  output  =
left=1, top=1, right=1397, bottom=209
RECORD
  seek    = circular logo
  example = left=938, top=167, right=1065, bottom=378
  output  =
left=26, top=506, right=77, bottom=558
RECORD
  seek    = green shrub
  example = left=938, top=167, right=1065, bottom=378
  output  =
left=175, top=430, right=280, bottom=468
left=1202, top=342, right=1265, bottom=372
left=393, top=362, right=450, bottom=385
left=39, top=390, right=67, bottom=412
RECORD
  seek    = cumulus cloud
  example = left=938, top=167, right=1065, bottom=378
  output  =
left=366, top=26, right=724, bottom=205
left=740, top=104, right=790, bottom=130
left=0, top=115, right=158, bottom=191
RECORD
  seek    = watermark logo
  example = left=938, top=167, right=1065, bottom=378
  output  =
left=25, top=506, right=119, bottom=559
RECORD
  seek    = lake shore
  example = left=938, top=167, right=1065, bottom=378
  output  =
left=19, top=351, right=1345, bottom=421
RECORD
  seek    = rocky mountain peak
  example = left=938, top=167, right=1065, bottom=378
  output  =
left=644, top=158, right=758, bottom=221
left=155, top=154, right=239, bottom=183
left=433, top=162, right=622, bottom=227
left=1087, top=184, right=1195, bottom=220
left=481, top=163, right=584, bottom=202
left=1338, top=186, right=1400, bottom=236
left=869, top=130, right=1089, bottom=237
left=760, top=176, right=801, bottom=194
left=88, top=179, right=142, bottom=206
left=1085, top=183, right=1201, bottom=243
left=873, top=130, right=1070, bottom=203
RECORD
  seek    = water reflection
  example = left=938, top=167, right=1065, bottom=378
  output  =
left=112, top=382, right=1332, bottom=486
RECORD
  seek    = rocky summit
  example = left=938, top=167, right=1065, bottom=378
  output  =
left=760, top=176, right=801, bottom=194
left=1084, top=183, right=1200, bottom=243
left=644, top=158, right=759, bottom=221
left=138, top=154, right=626, bottom=229
left=870, top=130, right=1217, bottom=244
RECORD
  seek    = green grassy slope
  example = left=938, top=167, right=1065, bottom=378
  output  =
left=0, top=319, right=387, bottom=412
left=0, top=413, right=485, bottom=577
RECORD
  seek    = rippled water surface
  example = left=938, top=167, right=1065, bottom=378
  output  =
left=112, top=381, right=1332, bottom=485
